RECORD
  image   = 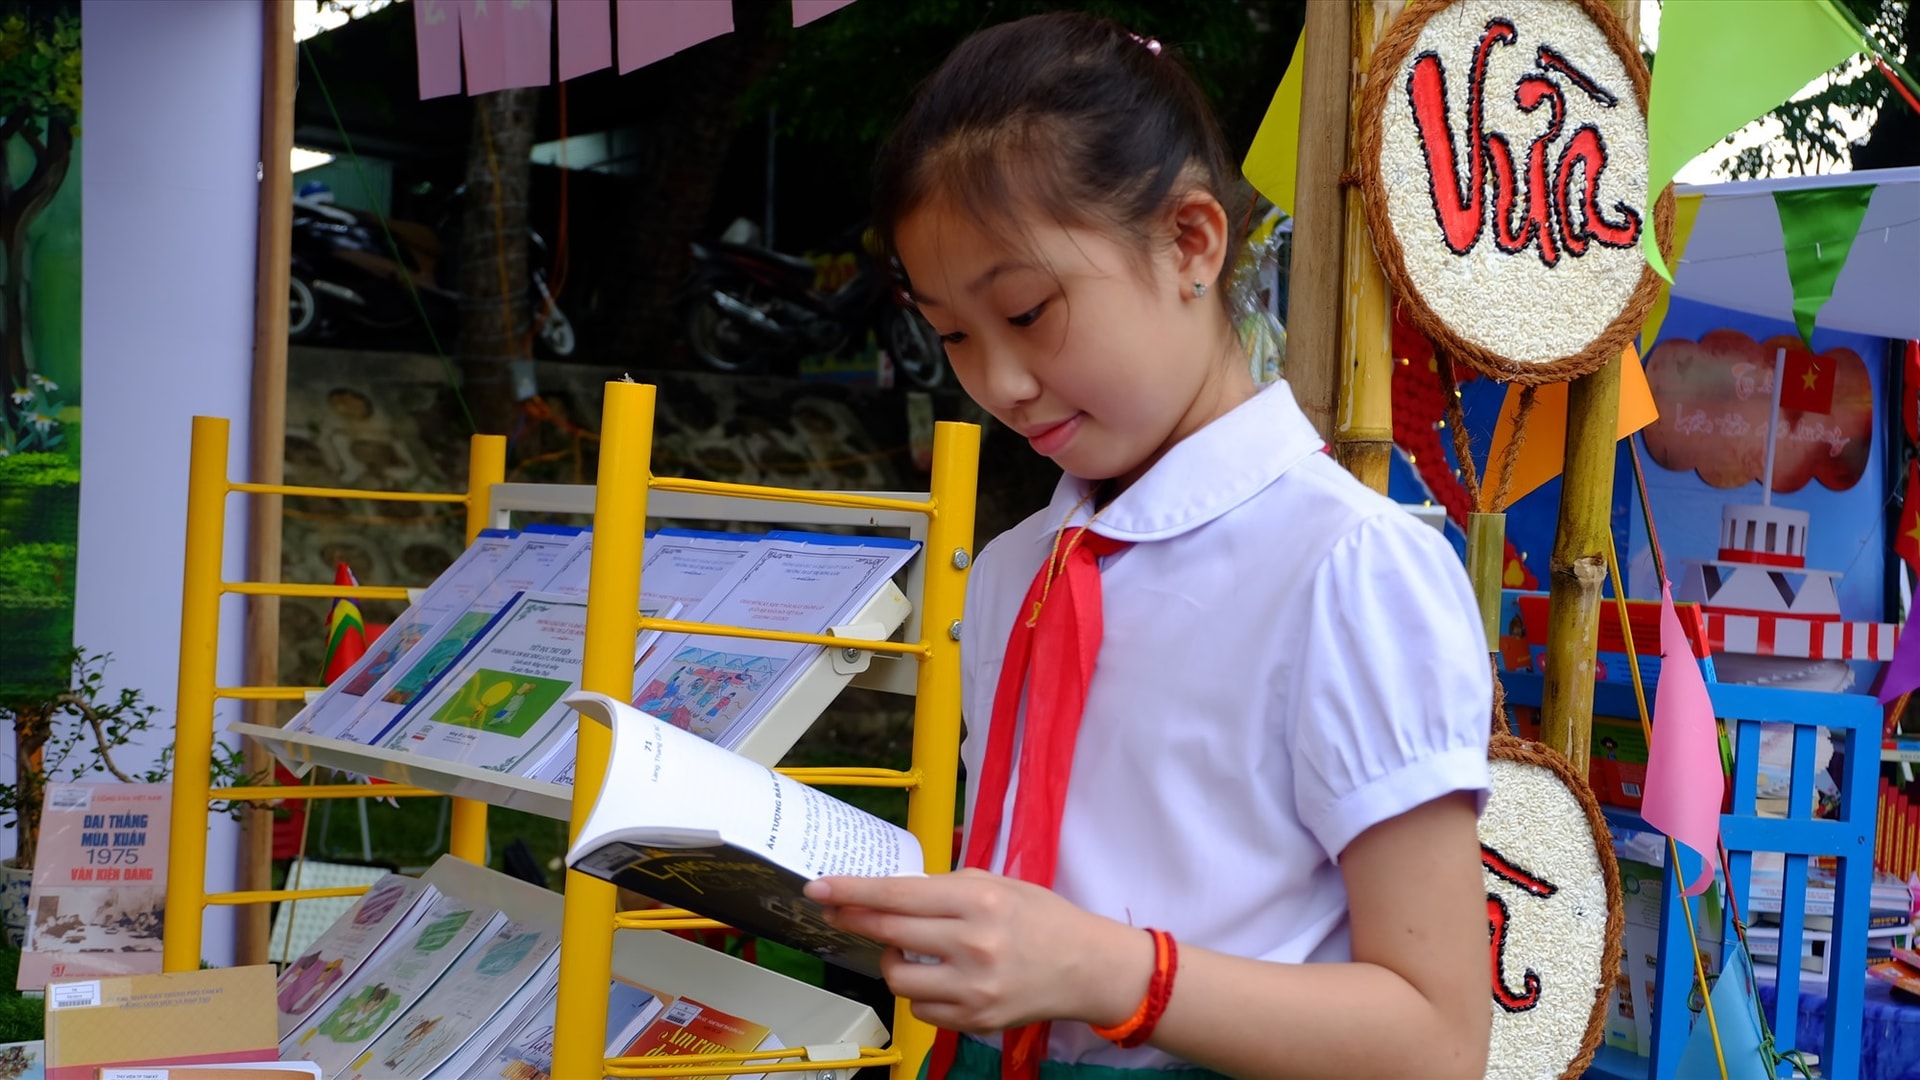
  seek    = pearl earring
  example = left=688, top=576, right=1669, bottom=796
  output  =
left=1193, top=281, right=1208, bottom=298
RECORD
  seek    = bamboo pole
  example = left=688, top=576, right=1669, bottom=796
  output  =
left=1283, top=0, right=1353, bottom=445
left=236, top=0, right=297, bottom=967
left=1333, top=2, right=1400, bottom=492
left=1539, top=3, right=1640, bottom=775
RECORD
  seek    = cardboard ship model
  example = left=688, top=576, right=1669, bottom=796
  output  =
left=1677, top=501, right=1898, bottom=691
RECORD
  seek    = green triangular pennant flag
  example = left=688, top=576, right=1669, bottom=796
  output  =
left=1643, top=0, right=1867, bottom=280
left=1773, top=184, right=1875, bottom=347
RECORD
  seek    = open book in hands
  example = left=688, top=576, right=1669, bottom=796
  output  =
left=563, top=692, right=925, bottom=977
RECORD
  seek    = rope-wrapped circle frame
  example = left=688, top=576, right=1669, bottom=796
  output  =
left=1484, top=731, right=1625, bottom=1079
left=1358, top=0, right=1675, bottom=385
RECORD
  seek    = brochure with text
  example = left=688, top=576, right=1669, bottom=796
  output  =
left=331, top=530, right=587, bottom=746
left=283, top=895, right=504, bottom=1078
left=292, top=530, right=522, bottom=738
left=379, top=593, right=598, bottom=774
left=631, top=536, right=916, bottom=750
left=341, top=918, right=561, bottom=1080
left=18, top=784, right=170, bottom=991
left=275, top=874, right=438, bottom=1037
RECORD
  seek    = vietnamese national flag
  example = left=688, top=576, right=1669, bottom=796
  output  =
left=321, top=563, right=368, bottom=686
left=1899, top=459, right=1920, bottom=586
left=1778, top=347, right=1836, bottom=414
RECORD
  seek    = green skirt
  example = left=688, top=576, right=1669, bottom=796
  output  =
left=919, top=1036, right=1232, bottom=1080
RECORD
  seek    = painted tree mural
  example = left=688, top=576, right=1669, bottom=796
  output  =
left=0, top=4, right=82, bottom=701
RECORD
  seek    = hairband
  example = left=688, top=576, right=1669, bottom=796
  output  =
left=1128, top=32, right=1162, bottom=56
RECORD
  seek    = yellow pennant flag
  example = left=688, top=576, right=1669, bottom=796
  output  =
left=1638, top=193, right=1704, bottom=351
left=1487, top=346, right=1659, bottom=506
left=1243, top=29, right=1306, bottom=217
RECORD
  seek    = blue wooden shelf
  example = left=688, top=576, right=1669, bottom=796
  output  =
left=1584, top=1044, right=1648, bottom=1079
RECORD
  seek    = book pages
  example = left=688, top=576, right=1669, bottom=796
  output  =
left=566, top=692, right=921, bottom=976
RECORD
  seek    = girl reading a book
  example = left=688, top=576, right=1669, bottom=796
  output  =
left=806, top=13, right=1493, bottom=1080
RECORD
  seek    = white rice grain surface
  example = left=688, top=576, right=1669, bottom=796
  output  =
left=1377, top=0, right=1649, bottom=366
left=1482, top=755, right=1612, bottom=1080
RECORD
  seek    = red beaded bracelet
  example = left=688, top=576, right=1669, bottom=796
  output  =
left=1089, top=928, right=1178, bottom=1049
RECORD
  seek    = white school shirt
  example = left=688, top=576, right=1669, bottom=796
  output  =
left=958, top=380, right=1493, bottom=1070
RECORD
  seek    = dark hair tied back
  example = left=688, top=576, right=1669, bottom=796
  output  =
left=873, top=11, right=1241, bottom=286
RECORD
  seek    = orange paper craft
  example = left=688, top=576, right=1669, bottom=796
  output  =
left=1487, top=345, right=1658, bottom=505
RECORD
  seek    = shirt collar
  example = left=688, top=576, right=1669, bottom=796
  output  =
left=1042, top=380, right=1327, bottom=543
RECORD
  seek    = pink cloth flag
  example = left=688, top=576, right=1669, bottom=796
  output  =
left=501, top=0, right=554, bottom=90
left=1641, top=583, right=1724, bottom=897
left=460, top=0, right=511, bottom=94
left=415, top=0, right=464, bottom=99
left=557, top=0, right=613, bottom=81
left=616, top=0, right=733, bottom=74
left=792, top=0, right=857, bottom=27
left=1879, top=622, right=1920, bottom=704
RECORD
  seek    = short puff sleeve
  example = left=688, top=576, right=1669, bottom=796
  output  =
left=1288, top=510, right=1493, bottom=861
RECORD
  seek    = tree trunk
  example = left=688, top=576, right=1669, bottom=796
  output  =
left=603, top=0, right=789, bottom=360
left=1, top=119, right=74, bottom=413
left=13, top=704, right=50, bottom=871
left=455, top=87, right=540, bottom=436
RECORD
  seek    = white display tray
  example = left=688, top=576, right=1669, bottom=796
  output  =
left=418, top=854, right=888, bottom=1077
left=234, top=581, right=912, bottom=815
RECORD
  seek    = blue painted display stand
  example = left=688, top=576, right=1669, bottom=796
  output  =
left=1502, top=674, right=1881, bottom=1078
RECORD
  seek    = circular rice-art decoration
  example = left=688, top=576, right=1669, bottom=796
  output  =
left=1480, top=734, right=1623, bottom=1080
left=1361, top=0, right=1673, bottom=383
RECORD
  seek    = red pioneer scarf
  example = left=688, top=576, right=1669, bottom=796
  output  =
left=927, top=525, right=1128, bottom=1080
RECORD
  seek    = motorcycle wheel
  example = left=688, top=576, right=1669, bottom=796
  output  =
left=885, top=307, right=948, bottom=390
left=289, top=275, right=321, bottom=340
left=685, top=291, right=770, bottom=374
left=534, top=305, right=576, bottom=359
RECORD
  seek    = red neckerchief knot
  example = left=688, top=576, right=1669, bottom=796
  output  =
left=928, top=524, right=1130, bottom=1080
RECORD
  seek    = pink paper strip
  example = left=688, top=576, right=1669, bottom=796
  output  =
left=616, top=0, right=734, bottom=74
left=501, top=0, right=554, bottom=90
left=791, top=0, right=856, bottom=27
left=460, top=0, right=511, bottom=95
left=1641, top=584, right=1725, bottom=897
left=414, top=0, right=464, bottom=99
left=557, top=0, right=613, bottom=81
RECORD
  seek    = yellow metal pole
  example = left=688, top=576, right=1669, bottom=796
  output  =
left=552, top=382, right=655, bottom=1079
left=162, top=416, right=231, bottom=972
left=892, top=420, right=980, bottom=1080
left=449, top=433, right=508, bottom=863
left=1333, top=1, right=1398, bottom=493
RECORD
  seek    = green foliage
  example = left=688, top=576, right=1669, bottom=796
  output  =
left=0, top=9, right=82, bottom=132
left=0, top=947, right=39, bottom=1042
left=0, top=541, right=72, bottom=598
left=1714, top=0, right=1912, bottom=178
left=0, top=650, right=262, bottom=869
left=0, top=451, right=76, bottom=489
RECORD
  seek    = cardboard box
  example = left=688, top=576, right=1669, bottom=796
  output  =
left=43, top=966, right=277, bottom=1080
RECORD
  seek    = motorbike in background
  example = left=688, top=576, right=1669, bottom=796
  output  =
left=290, top=182, right=576, bottom=359
left=680, top=224, right=947, bottom=390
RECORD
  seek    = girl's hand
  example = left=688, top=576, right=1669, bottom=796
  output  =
left=804, top=869, right=1153, bottom=1035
